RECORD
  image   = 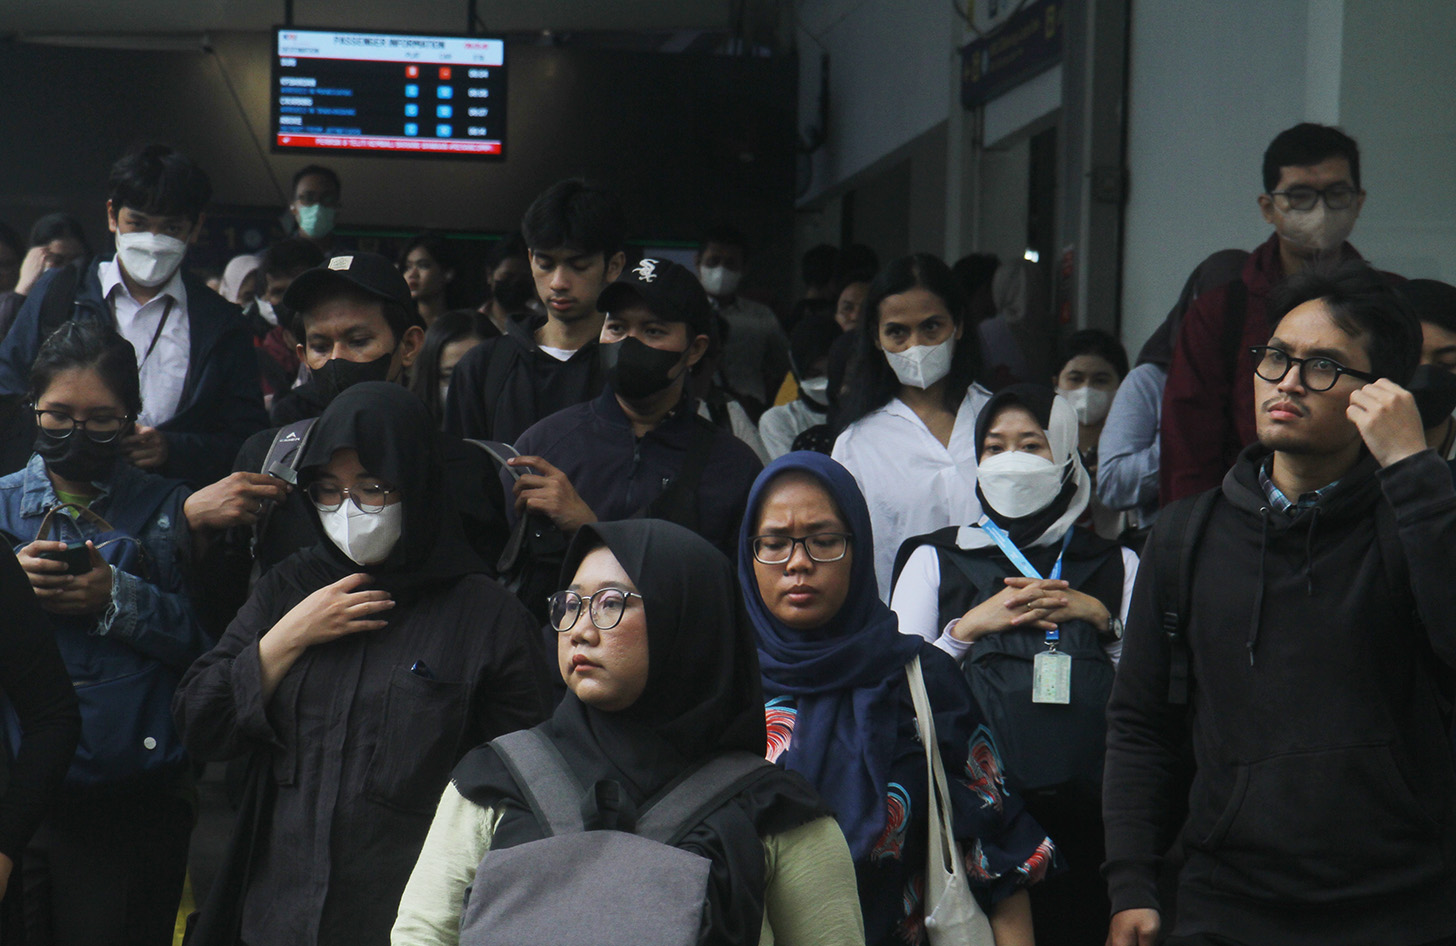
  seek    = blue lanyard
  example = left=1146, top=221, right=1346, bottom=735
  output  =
left=976, top=518, right=1073, bottom=581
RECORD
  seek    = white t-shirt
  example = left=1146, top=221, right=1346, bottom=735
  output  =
left=758, top=399, right=826, bottom=460
left=538, top=345, right=574, bottom=362
left=831, top=385, right=992, bottom=599
left=99, top=259, right=190, bottom=428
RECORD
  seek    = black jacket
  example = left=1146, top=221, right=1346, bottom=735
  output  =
left=442, top=314, right=605, bottom=445
left=1103, top=445, right=1456, bottom=945
left=0, top=258, right=269, bottom=487
left=514, top=389, right=763, bottom=557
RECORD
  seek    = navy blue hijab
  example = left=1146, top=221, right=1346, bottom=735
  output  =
left=739, top=451, right=922, bottom=860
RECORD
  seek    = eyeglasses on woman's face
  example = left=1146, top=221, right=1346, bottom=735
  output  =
left=548, top=587, right=644, bottom=632
left=306, top=481, right=398, bottom=514
left=749, top=532, right=851, bottom=566
left=33, top=409, right=131, bottom=443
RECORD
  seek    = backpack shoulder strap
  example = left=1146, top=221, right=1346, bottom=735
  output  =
left=488, top=729, right=587, bottom=838
left=464, top=439, right=522, bottom=481
left=1152, top=489, right=1219, bottom=705
left=38, top=257, right=86, bottom=343
left=251, top=418, right=317, bottom=553
left=635, top=751, right=774, bottom=846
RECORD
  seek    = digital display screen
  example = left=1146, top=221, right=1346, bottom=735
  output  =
left=271, top=28, right=506, bottom=158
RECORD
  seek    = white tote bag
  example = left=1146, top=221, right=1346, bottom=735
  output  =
left=905, top=655, right=995, bottom=946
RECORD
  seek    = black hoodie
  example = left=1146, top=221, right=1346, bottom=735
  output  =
left=1104, top=444, right=1456, bottom=945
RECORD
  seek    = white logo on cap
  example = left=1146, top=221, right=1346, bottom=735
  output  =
left=634, top=259, right=660, bottom=283
left=328, top=256, right=354, bottom=271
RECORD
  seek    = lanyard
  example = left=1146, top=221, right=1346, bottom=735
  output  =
left=976, top=517, right=1072, bottom=581
left=111, top=295, right=176, bottom=367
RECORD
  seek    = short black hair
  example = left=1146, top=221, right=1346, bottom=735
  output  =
left=30, top=321, right=143, bottom=418
left=837, top=253, right=982, bottom=429
left=1055, top=328, right=1128, bottom=380
left=260, top=236, right=324, bottom=281
left=292, top=165, right=341, bottom=196
left=1271, top=260, right=1420, bottom=384
left=1401, top=279, right=1456, bottom=337
left=952, top=253, right=1000, bottom=298
left=837, top=243, right=880, bottom=286
left=520, top=179, right=625, bottom=259
left=28, top=213, right=90, bottom=255
left=801, top=244, right=839, bottom=288
left=700, top=225, right=749, bottom=258
left=486, top=231, right=528, bottom=271
left=1262, top=123, right=1361, bottom=193
left=108, top=144, right=212, bottom=223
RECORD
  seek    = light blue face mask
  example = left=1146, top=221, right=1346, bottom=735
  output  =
left=295, top=203, right=337, bottom=240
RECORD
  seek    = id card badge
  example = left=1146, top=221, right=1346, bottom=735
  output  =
left=1032, top=650, right=1073, bottom=704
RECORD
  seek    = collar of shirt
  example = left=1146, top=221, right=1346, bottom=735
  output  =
left=99, top=256, right=188, bottom=312
left=1259, top=455, right=1339, bottom=516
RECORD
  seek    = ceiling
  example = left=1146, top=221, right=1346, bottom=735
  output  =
left=2, top=0, right=779, bottom=40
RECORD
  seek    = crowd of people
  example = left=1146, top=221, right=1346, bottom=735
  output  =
left=0, top=119, right=1451, bottom=946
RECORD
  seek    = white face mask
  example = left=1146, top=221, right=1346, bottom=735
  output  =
left=295, top=203, right=337, bottom=240
left=1057, top=386, right=1113, bottom=426
left=320, top=501, right=403, bottom=566
left=699, top=265, right=741, bottom=297
left=885, top=336, right=955, bottom=390
left=1274, top=202, right=1358, bottom=254
left=115, top=231, right=188, bottom=288
left=799, top=376, right=830, bottom=399
left=977, top=450, right=1066, bottom=519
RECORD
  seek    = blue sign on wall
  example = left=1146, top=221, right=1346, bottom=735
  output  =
left=961, top=0, right=1064, bottom=109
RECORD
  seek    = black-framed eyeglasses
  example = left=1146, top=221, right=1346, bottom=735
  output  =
left=750, top=532, right=852, bottom=566
left=548, top=588, right=644, bottom=633
left=32, top=409, right=132, bottom=443
left=1249, top=346, right=1378, bottom=392
left=1267, top=184, right=1359, bottom=212
left=305, top=481, right=398, bottom=514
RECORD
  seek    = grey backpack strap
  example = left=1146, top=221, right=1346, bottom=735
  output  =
left=465, top=439, right=522, bottom=482
left=635, top=751, right=772, bottom=846
left=489, top=730, right=587, bottom=837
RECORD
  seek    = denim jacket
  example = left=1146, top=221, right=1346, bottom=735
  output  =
left=0, top=454, right=205, bottom=788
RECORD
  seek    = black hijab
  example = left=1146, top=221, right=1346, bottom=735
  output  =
left=453, top=519, right=825, bottom=946
left=289, top=382, right=487, bottom=599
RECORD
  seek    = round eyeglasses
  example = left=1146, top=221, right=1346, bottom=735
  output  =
left=1249, top=346, right=1377, bottom=393
left=33, top=409, right=131, bottom=443
left=548, top=588, right=644, bottom=633
left=305, top=481, right=398, bottom=514
left=1267, top=184, right=1358, bottom=212
left=750, top=532, right=851, bottom=566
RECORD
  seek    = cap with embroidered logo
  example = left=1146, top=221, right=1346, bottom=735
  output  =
left=598, top=257, right=714, bottom=337
left=282, top=251, right=419, bottom=327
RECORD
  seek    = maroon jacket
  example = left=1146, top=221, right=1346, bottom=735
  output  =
left=1159, top=233, right=1391, bottom=503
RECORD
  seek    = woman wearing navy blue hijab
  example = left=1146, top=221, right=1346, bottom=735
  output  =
left=740, top=451, right=1055, bottom=946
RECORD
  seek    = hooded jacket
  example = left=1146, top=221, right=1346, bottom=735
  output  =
left=443, top=313, right=606, bottom=444
left=1104, top=444, right=1456, bottom=945
left=0, top=258, right=269, bottom=487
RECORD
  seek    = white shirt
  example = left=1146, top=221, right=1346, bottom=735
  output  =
left=537, top=344, right=574, bottom=362
left=890, top=539, right=1135, bottom=664
left=758, top=398, right=825, bottom=460
left=100, top=258, right=190, bottom=427
left=831, top=385, right=992, bottom=599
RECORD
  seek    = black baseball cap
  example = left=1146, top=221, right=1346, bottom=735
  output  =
left=597, top=258, right=714, bottom=337
left=283, top=252, right=421, bottom=332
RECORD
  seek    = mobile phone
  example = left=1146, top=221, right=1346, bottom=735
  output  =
left=38, top=542, right=93, bottom=575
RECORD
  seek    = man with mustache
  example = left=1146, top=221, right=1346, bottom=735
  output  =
left=1104, top=261, right=1456, bottom=946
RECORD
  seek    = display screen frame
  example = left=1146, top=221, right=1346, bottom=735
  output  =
left=269, top=25, right=507, bottom=161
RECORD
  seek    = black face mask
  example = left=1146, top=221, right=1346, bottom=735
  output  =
left=491, top=276, right=536, bottom=312
left=315, top=352, right=394, bottom=403
left=34, top=430, right=124, bottom=484
left=603, top=337, right=688, bottom=400
left=1408, top=364, right=1456, bottom=429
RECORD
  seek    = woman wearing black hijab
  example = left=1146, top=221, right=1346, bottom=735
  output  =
left=890, top=385, right=1138, bottom=946
left=393, top=519, right=864, bottom=946
left=174, top=383, right=552, bottom=946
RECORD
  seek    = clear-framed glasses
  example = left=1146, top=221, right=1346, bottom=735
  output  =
left=305, top=481, right=398, bottom=513
left=548, top=588, right=644, bottom=633
left=32, top=409, right=131, bottom=443
left=1249, top=346, right=1378, bottom=393
left=749, top=532, right=852, bottom=566
left=1267, top=183, right=1358, bottom=212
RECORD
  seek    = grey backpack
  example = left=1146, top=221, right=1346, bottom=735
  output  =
left=460, top=729, right=772, bottom=946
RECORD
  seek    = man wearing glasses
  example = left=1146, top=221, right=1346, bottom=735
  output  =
left=1161, top=123, right=1403, bottom=503
left=1105, top=262, right=1456, bottom=946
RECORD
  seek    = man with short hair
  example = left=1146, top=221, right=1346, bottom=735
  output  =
left=290, top=165, right=343, bottom=255
left=248, top=237, right=324, bottom=402
left=1105, top=262, right=1456, bottom=946
left=1160, top=123, right=1401, bottom=503
left=0, top=144, right=268, bottom=487
left=696, top=225, right=789, bottom=418
left=444, top=179, right=625, bottom=443
left=508, top=257, right=762, bottom=556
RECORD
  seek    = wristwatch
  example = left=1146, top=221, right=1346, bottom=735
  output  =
left=1104, top=616, right=1124, bottom=640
